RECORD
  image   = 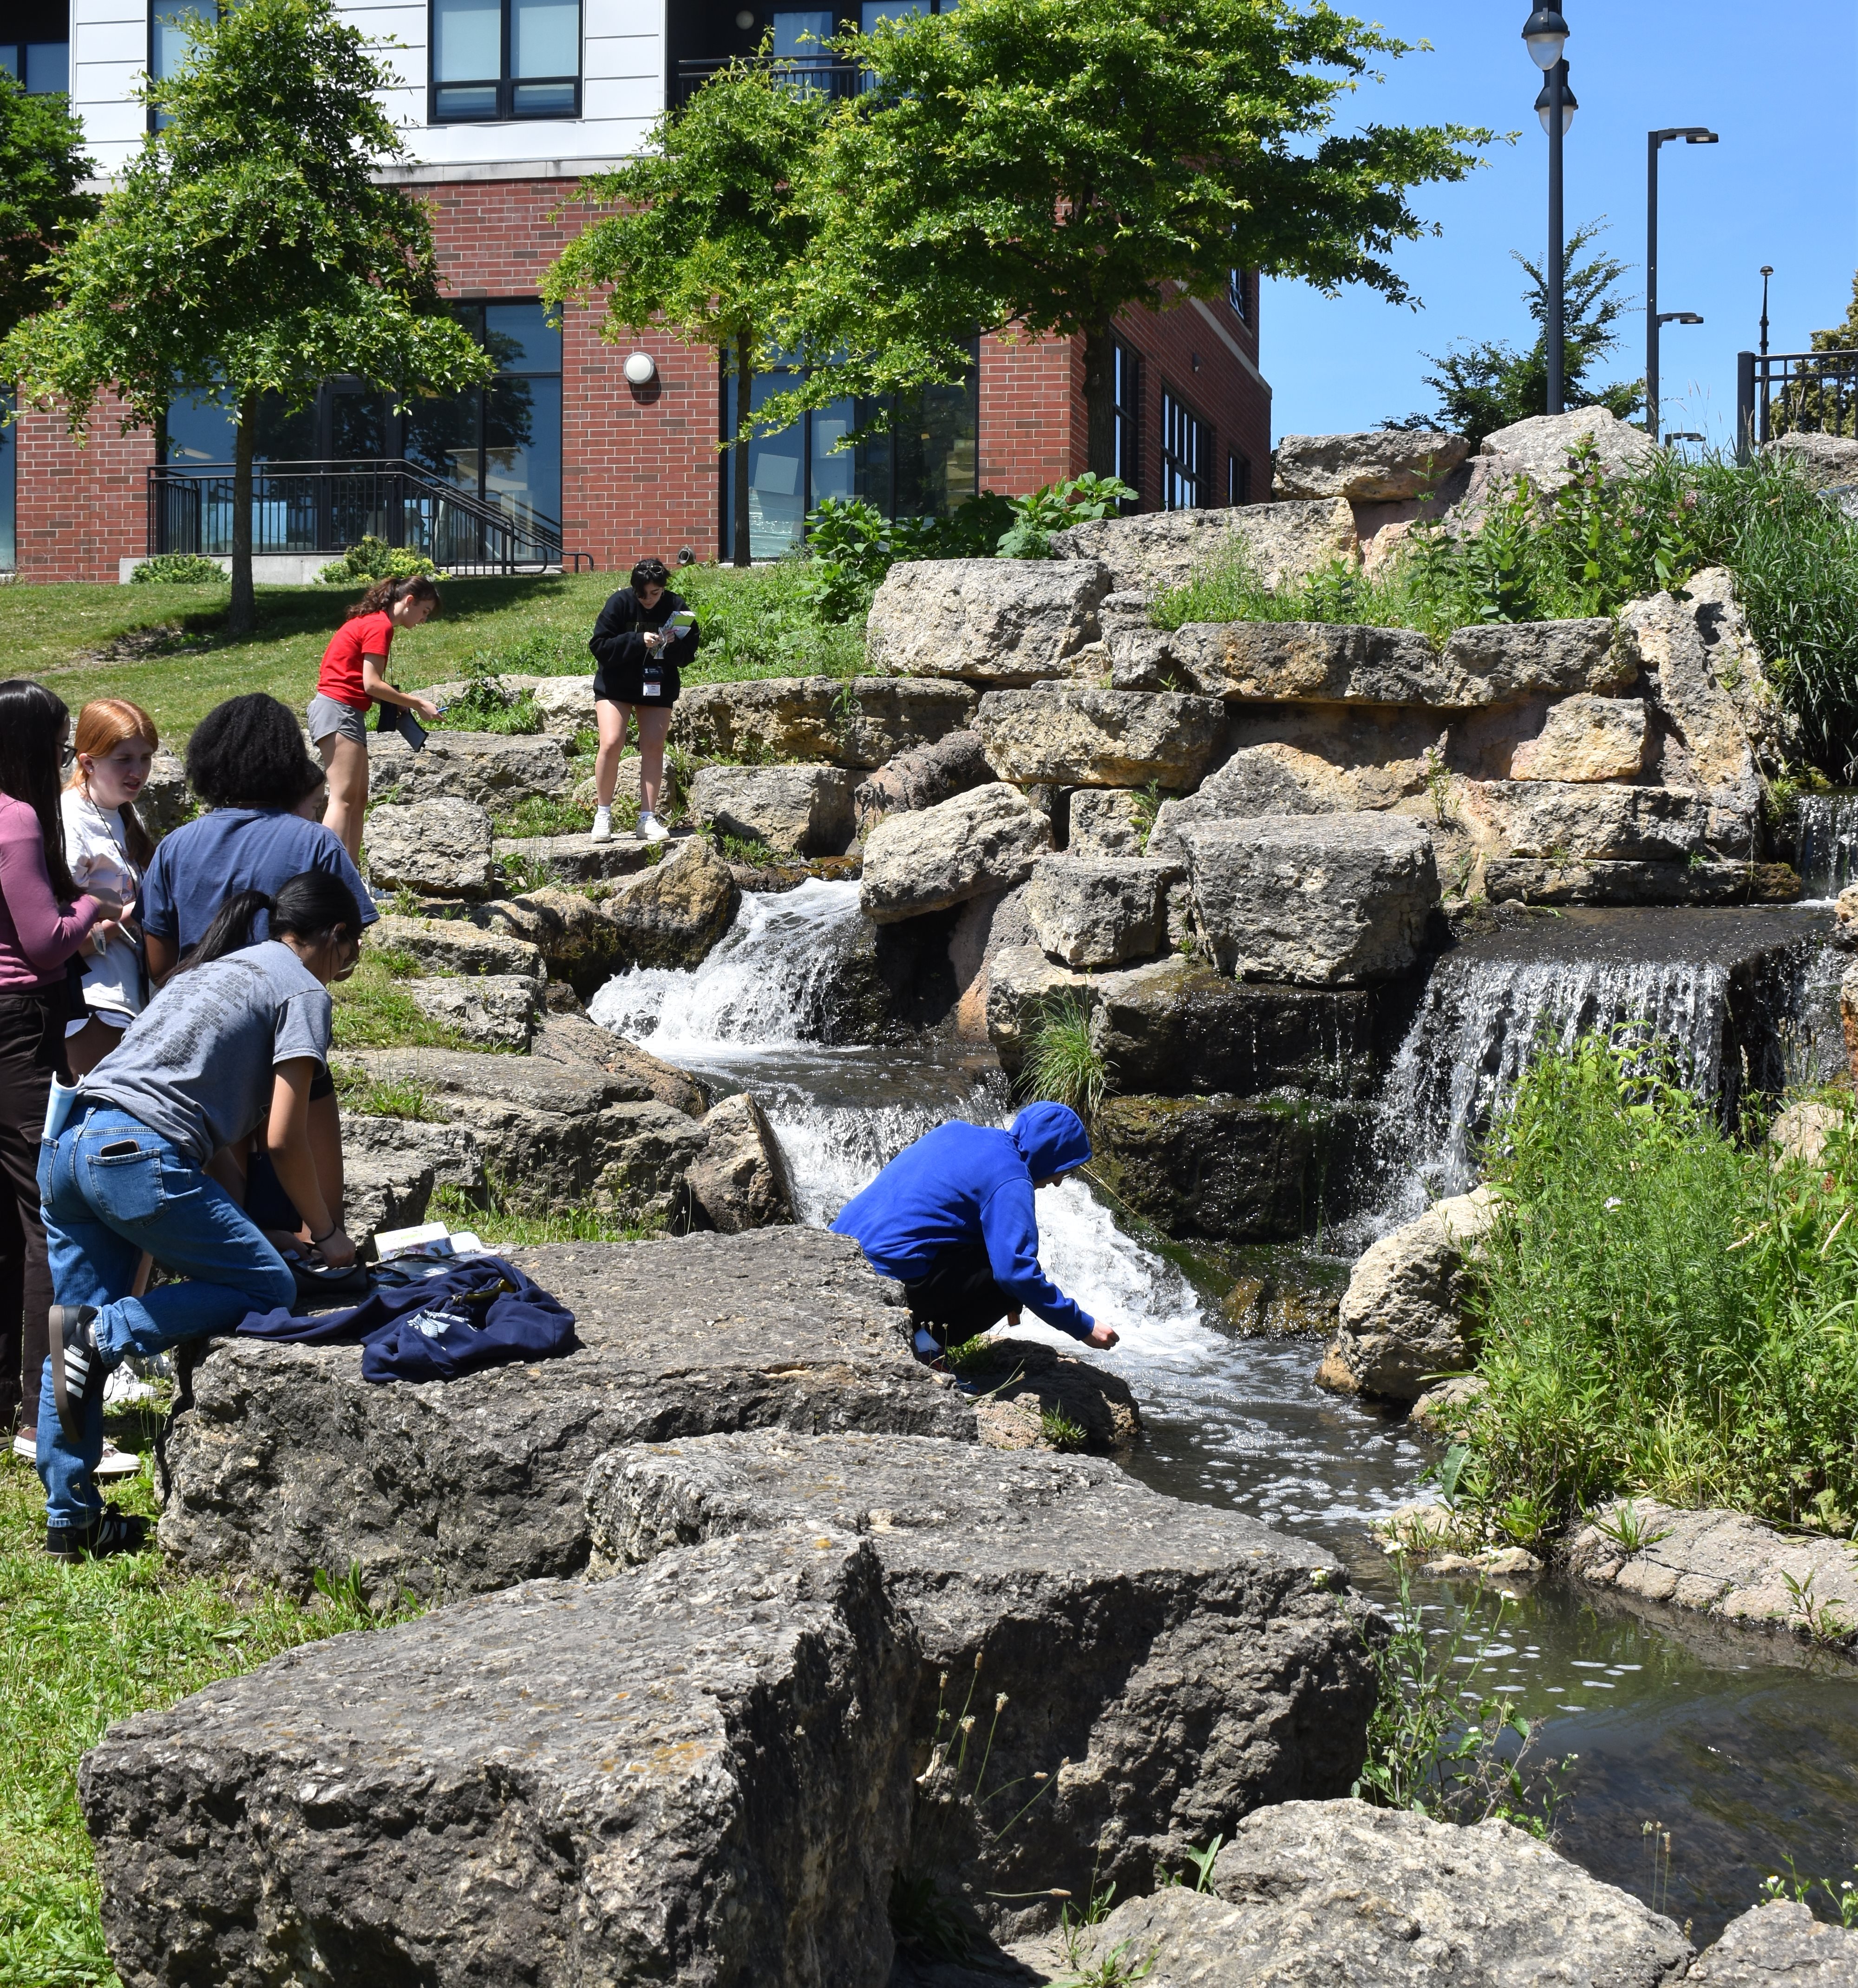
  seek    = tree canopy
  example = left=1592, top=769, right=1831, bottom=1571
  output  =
left=0, top=0, right=491, bottom=628
left=0, top=70, right=95, bottom=342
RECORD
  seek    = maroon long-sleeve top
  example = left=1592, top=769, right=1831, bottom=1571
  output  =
left=0, top=793, right=100, bottom=991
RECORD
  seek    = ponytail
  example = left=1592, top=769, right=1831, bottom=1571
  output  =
left=352, top=573, right=441, bottom=619
left=181, top=871, right=364, bottom=971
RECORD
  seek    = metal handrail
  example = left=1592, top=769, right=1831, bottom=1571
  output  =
left=1735, top=349, right=1858, bottom=463
left=147, top=457, right=589, bottom=573
left=674, top=57, right=867, bottom=105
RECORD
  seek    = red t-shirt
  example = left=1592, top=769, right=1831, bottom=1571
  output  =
left=317, top=611, right=394, bottom=710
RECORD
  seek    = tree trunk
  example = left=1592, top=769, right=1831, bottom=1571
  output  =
left=1082, top=319, right=1118, bottom=484
left=228, top=387, right=257, bottom=635
left=732, top=330, right=753, bottom=568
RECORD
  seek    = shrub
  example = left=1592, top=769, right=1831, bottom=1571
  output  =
left=319, top=534, right=438, bottom=585
left=431, top=650, right=543, bottom=736
left=129, top=552, right=226, bottom=584
left=995, top=472, right=1134, bottom=560
left=1020, top=992, right=1107, bottom=1121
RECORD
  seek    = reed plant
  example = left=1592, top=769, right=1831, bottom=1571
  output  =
left=1463, top=1036, right=1858, bottom=1537
left=1020, top=994, right=1107, bottom=1122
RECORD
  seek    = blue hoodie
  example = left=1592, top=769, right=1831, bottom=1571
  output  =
left=830, top=1102, right=1095, bottom=1339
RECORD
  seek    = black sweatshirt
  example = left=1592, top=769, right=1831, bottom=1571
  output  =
left=587, top=587, right=701, bottom=678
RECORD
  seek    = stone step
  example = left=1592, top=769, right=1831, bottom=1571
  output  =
left=493, top=830, right=657, bottom=883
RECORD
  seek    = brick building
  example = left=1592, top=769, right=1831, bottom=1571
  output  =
left=4, top=0, right=1271, bottom=580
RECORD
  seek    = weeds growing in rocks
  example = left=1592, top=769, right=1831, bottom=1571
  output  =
left=0, top=1450, right=420, bottom=1987
left=1763, top=1858, right=1858, bottom=1929
left=1021, top=995, right=1107, bottom=1121
left=329, top=951, right=480, bottom=1054
left=431, top=654, right=544, bottom=735
left=429, top=1184, right=663, bottom=1246
left=332, top=1064, right=439, bottom=1122
left=1464, top=1036, right=1858, bottom=1536
left=1040, top=1408, right=1088, bottom=1453
left=495, top=794, right=596, bottom=840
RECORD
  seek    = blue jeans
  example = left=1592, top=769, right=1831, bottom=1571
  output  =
left=35, top=1109, right=295, bottom=1530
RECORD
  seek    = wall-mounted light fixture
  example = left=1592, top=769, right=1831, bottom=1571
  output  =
left=622, top=352, right=658, bottom=387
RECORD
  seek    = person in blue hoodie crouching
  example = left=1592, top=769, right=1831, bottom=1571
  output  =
left=830, top=1102, right=1120, bottom=1359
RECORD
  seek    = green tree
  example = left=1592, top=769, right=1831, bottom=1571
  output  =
left=0, top=0, right=491, bottom=632
left=1809, top=270, right=1858, bottom=353
left=0, top=70, right=96, bottom=340
left=762, top=0, right=1490, bottom=474
left=1404, top=220, right=1642, bottom=446
left=543, top=60, right=828, bottom=567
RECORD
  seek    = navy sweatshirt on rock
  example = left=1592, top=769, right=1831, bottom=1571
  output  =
left=830, top=1102, right=1096, bottom=1340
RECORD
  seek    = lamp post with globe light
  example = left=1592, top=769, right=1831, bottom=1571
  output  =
left=1521, top=7, right=1570, bottom=413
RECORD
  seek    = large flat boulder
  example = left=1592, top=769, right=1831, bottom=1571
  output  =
left=1184, top=814, right=1439, bottom=983
left=1689, top=1901, right=1858, bottom=1984
left=1025, top=853, right=1172, bottom=968
left=160, top=1231, right=976, bottom=1602
left=364, top=797, right=496, bottom=898
left=586, top=1432, right=1375, bottom=1935
left=866, top=557, right=1112, bottom=686
left=690, top=762, right=855, bottom=857
left=1439, top=618, right=1634, bottom=701
left=1070, top=1799, right=1692, bottom=1988
left=1484, top=857, right=1801, bottom=908
left=975, top=685, right=1227, bottom=788
left=861, top=782, right=1048, bottom=924
left=1510, top=693, right=1652, bottom=781
left=1480, top=404, right=1661, bottom=488
left=1461, top=780, right=1707, bottom=861
left=1274, top=429, right=1470, bottom=502
left=368, top=728, right=570, bottom=807
left=493, top=830, right=654, bottom=885
left=405, top=971, right=541, bottom=1049
left=363, top=911, right=543, bottom=979
left=530, top=1010, right=707, bottom=1116
left=84, top=1532, right=915, bottom=1988
left=672, top=674, right=978, bottom=768
left=1050, top=499, right=1357, bottom=593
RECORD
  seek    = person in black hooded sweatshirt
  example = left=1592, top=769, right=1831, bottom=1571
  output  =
left=586, top=556, right=700, bottom=845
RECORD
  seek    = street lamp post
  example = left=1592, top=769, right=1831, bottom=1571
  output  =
left=1645, top=126, right=1719, bottom=443
left=1760, top=266, right=1773, bottom=358
left=1522, top=8, right=1571, bottom=413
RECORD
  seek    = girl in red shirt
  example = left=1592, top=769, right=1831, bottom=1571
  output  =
left=307, top=575, right=442, bottom=862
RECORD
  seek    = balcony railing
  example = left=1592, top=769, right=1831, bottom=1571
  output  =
left=674, top=57, right=867, bottom=105
left=147, top=458, right=589, bottom=573
left=1736, top=349, right=1858, bottom=463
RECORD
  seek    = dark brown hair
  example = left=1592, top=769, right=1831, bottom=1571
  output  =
left=352, top=573, right=442, bottom=618
left=0, top=679, right=76, bottom=901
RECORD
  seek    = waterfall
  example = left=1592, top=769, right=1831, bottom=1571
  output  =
left=1795, top=793, right=1858, bottom=902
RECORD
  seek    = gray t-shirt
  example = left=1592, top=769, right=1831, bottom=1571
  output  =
left=80, top=940, right=333, bottom=1166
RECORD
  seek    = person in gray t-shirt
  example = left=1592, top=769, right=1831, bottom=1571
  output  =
left=34, top=870, right=366, bottom=1562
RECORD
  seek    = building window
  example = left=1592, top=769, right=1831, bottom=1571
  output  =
left=1160, top=390, right=1207, bottom=511
left=1112, top=343, right=1139, bottom=498
left=723, top=344, right=979, bottom=560
left=1228, top=268, right=1250, bottom=321
left=1228, top=453, right=1250, bottom=506
left=3, top=0, right=71, bottom=97
left=0, top=393, right=15, bottom=573
left=431, top=0, right=581, bottom=123
left=149, top=3, right=212, bottom=130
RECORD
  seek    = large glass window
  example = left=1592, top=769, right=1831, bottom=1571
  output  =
left=1112, top=344, right=1139, bottom=495
left=0, top=394, right=15, bottom=573
left=149, top=3, right=211, bottom=127
left=1160, top=388, right=1207, bottom=510
left=723, top=345, right=978, bottom=560
left=432, top=0, right=581, bottom=122
left=2, top=0, right=71, bottom=97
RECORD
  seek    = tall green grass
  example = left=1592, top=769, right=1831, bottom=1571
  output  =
left=1463, top=1037, right=1858, bottom=1537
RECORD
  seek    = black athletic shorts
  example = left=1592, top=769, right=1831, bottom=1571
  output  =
left=594, top=664, right=682, bottom=710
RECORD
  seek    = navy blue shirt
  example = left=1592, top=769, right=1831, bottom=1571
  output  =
left=140, top=808, right=376, bottom=952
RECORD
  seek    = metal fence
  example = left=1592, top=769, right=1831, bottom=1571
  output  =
left=146, top=459, right=586, bottom=573
left=1736, top=349, right=1858, bottom=463
left=674, top=58, right=867, bottom=104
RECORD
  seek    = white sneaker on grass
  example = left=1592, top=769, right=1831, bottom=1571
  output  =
left=636, top=812, right=671, bottom=844
left=589, top=807, right=613, bottom=843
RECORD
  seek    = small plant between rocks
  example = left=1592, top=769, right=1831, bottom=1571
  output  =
left=1021, top=993, right=1107, bottom=1122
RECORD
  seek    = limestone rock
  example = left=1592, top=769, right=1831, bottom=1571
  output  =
left=363, top=797, right=496, bottom=899
left=84, top=1532, right=915, bottom=1988
left=688, top=1091, right=795, bottom=1233
left=1146, top=745, right=1353, bottom=857
left=866, top=557, right=1113, bottom=686
left=983, top=942, right=1087, bottom=1066
left=1689, top=1901, right=1858, bottom=1984
left=1617, top=567, right=1783, bottom=857
left=1566, top=1498, right=1858, bottom=1645
left=134, top=747, right=193, bottom=840
left=585, top=1432, right=1375, bottom=1931
left=1093, top=1094, right=1335, bottom=1243
left=1764, top=431, right=1858, bottom=489
left=602, top=834, right=740, bottom=971
left=159, top=1231, right=976, bottom=1601
left=340, top=1148, right=434, bottom=1254
left=951, top=1337, right=1141, bottom=1454
left=363, top=911, right=543, bottom=979
left=478, top=885, right=632, bottom=997
left=406, top=971, right=541, bottom=1049
left=1050, top=499, right=1357, bottom=594
left=1843, top=960, right=1858, bottom=1088
left=690, top=762, right=855, bottom=857
left=1463, top=780, right=1705, bottom=860
left=528, top=673, right=596, bottom=737
left=861, top=783, right=1048, bottom=924
left=1184, top=814, right=1439, bottom=984
left=1836, top=885, right=1858, bottom=950
left=1025, top=854, right=1173, bottom=969
left=1510, top=694, right=1652, bottom=781
left=1320, top=1190, right=1495, bottom=1405
left=493, top=831, right=653, bottom=885
left=1274, top=429, right=1470, bottom=502
left=340, top=1110, right=486, bottom=1199
left=1479, top=404, right=1661, bottom=488
left=1438, top=618, right=1634, bottom=700
left=347, top=1045, right=705, bottom=1216
left=975, top=685, right=1227, bottom=788
left=672, top=674, right=978, bottom=768
left=1484, top=857, right=1800, bottom=908
left=1067, top=788, right=1148, bottom=856
left=852, top=730, right=995, bottom=837
left=1769, top=1099, right=1846, bottom=1167
left=368, top=728, right=570, bottom=807
left=1072, top=1800, right=1692, bottom=1988
left=1408, top=1373, right=1489, bottom=1434
left=530, top=1010, right=707, bottom=1116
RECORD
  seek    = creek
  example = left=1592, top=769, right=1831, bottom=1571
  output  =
left=589, top=878, right=1858, bottom=1944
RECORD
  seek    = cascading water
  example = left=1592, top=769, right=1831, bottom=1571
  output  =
left=1794, top=791, right=1858, bottom=901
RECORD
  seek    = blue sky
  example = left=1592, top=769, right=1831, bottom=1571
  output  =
left=1258, top=0, right=1858, bottom=447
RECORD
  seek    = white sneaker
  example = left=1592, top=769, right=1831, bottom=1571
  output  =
left=589, top=807, right=613, bottom=843
left=11, top=1430, right=36, bottom=1462
left=94, top=1441, right=141, bottom=1479
left=636, top=812, right=671, bottom=844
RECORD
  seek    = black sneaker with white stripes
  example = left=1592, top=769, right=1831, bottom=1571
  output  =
left=45, top=1507, right=148, bottom=1563
left=49, top=1304, right=102, bottom=1441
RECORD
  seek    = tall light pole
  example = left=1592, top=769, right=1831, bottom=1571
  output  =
left=1759, top=266, right=1773, bottom=358
left=1523, top=9, right=1571, bottom=413
left=1645, top=126, right=1718, bottom=443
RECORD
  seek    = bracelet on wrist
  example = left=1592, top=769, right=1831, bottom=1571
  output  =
left=309, top=1224, right=338, bottom=1245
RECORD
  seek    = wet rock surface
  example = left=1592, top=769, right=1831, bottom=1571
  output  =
left=673, top=674, right=978, bottom=768
left=867, top=557, right=1113, bottom=686
left=364, top=796, right=497, bottom=898
left=1484, top=857, right=1801, bottom=907
left=1566, top=1499, right=1858, bottom=1652
left=586, top=1432, right=1375, bottom=1935
left=85, top=1532, right=916, bottom=1988
left=974, top=685, right=1227, bottom=788
left=690, top=761, right=856, bottom=856
left=1687, top=1901, right=1858, bottom=1984
left=160, top=1231, right=976, bottom=1602
left=862, top=784, right=1049, bottom=923
left=1072, top=1800, right=1693, bottom=1988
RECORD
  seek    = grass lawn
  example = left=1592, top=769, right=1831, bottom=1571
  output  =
left=0, top=1439, right=413, bottom=1988
left=3, top=557, right=864, bottom=750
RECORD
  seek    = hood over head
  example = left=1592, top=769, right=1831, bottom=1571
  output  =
left=1010, top=1102, right=1092, bottom=1180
